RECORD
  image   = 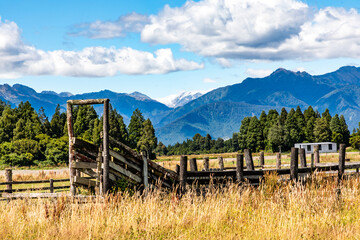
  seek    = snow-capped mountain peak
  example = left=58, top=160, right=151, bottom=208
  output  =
left=157, top=91, right=205, bottom=108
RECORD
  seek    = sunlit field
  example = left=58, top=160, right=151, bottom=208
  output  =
left=1, top=173, right=360, bottom=239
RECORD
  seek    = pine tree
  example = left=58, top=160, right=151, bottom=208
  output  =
left=13, top=101, right=42, bottom=140
left=50, top=105, right=63, bottom=138
left=137, top=118, right=157, bottom=159
left=0, top=106, right=16, bottom=142
left=322, top=108, right=332, bottom=124
left=284, top=108, right=301, bottom=149
left=340, top=115, right=350, bottom=145
left=279, top=108, right=288, bottom=126
left=38, top=107, right=51, bottom=136
left=109, top=106, right=129, bottom=145
left=238, top=117, right=251, bottom=150
left=304, top=106, right=316, bottom=123
left=314, top=117, right=331, bottom=142
left=246, top=116, right=263, bottom=152
left=305, top=117, right=316, bottom=142
left=295, top=106, right=306, bottom=142
left=268, top=120, right=285, bottom=152
left=128, top=108, right=145, bottom=150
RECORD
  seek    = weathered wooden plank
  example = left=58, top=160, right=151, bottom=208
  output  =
left=109, top=149, right=142, bottom=171
left=147, top=159, right=178, bottom=181
left=236, top=154, right=244, bottom=182
left=218, top=156, right=224, bottom=170
left=74, top=151, right=96, bottom=163
left=180, top=156, right=188, bottom=193
left=77, top=168, right=98, bottom=178
left=0, top=186, right=70, bottom=193
left=103, top=99, right=110, bottom=194
left=339, top=144, right=346, bottom=184
left=72, top=138, right=98, bottom=158
left=276, top=152, right=281, bottom=169
left=67, top=103, right=76, bottom=196
left=190, top=158, right=198, bottom=171
left=74, top=176, right=96, bottom=187
left=259, top=152, right=265, bottom=167
left=290, top=147, right=299, bottom=181
left=109, top=161, right=142, bottom=183
left=72, top=161, right=97, bottom=169
left=314, top=145, right=320, bottom=164
left=67, top=99, right=108, bottom=105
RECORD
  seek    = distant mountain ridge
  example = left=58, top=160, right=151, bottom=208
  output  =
left=1, top=66, right=360, bottom=145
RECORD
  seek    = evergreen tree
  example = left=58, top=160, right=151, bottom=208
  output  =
left=231, top=132, right=239, bottom=152
left=304, top=106, right=316, bottom=123
left=238, top=117, right=251, bottom=150
left=137, top=118, right=157, bottom=159
left=294, top=106, right=306, bottom=142
left=0, top=106, right=16, bottom=142
left=279, top=108, right=288, bottom=126
left=321, top=108, right=332, bottom=124
left=38, top=107, right=51, bottom=136
left=50, top=105, right=63, bottom=138
left=340, top=115, right=350, bottom=145
left=13, top=101, right=42, bottom=140
left=246, top=116, right=263, bottom=152
left=109, top=106, right=129, bottom=145
left=128, top=108, right=145, bottom=150
left=259, top=111, right=267, bottom=139
left=314, top=117, right=331, bottom=142
left=305, top=117, right=316, bottom=142
left=284, top=108, right=301, bottom=149
left=268, top=120, right=285, bottom=152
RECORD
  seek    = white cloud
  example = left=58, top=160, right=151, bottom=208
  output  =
left=141, top=0, right=360, bottom=61
left=245, top=68, right=273, bottom=78
left=70, top=12, right=149, bottom=39
left=0, top=19, right=203, bottom=78
left=203, top=77, right=216, bottom=83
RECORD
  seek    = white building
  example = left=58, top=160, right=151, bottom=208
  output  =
left=294, top=142, right=337, bottom=154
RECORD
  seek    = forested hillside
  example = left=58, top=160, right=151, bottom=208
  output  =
left=0, top=100, right=157, bottom=167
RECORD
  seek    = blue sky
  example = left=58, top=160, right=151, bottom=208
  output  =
left=1, top=0, right=360, bottom=101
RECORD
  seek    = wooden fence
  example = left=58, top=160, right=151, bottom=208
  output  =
left=0, top=169, right=70, bottom=194
left=178, top=144, right=360, bottom=191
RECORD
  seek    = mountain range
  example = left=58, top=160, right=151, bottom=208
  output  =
left=1, top=66, right=360, bottom=145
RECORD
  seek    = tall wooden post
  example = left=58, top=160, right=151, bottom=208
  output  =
left=236, top=154, right=244, bottom=183
left=67, top=102, right=76, bottom=196
left=180, top=156, right=188, bottom=193
left=49, top=179, right=54, bottom=193
left=5, top=168, right=12, bottom=193
left=103, top=99, right=110, bottom=194
left=338, top=144, right=346, bottom=185
left=218, top=156, right=224, bottom=170
left=290, top=147, right=299, bottom=181
left=276, top=152, right=281, bottom=169
left=142, top=152, right=149, bottom=190
left=314, top=145, right=320, bottom=164
left=244, top=149, right=254, bottom=170
left=299, top=148, right=306, bottom=168
left=203, top=157, right=209, bottom=171
left=311, top=153, right=314, bottom=169
left=176, top=164, right=180, bottom=174
left=190, top=158, right=198, bottom=171
left=96, top=147, right=103, bottom=195
left=259, top=152, right=265, bottom=168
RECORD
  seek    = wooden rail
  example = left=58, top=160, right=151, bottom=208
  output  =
left=1, top=170, right=70, bottom=194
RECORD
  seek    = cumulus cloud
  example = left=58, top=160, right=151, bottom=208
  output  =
left=70, top=12, right=149, bottom=39
left=141, top=0, right=360, bottom=61
left=0, top=19, right=203, bottom=78
left=203, top=77, right=216, bottom=83
left=245, top=68, right=273, bottom=78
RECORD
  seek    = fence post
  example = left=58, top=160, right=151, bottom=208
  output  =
left=276, top=153, right=281, bottom=169
left=190, top=158, right=198, bottom=171
left=311, top=153, right=314, bottom=169
left=218, top=156, right=224, bottom=170
left=49, top=179, right=54, bottom=193
left=203, top=157, right=209, bottom=171
left=314, top=145, right=320, bottom=164
left=96, top=147, right=103, bottom=195
left=244, top=149, right=254, bottom=170
left=102, top=99, right=110, bottom=194
left=176, top=164, right=180, bottom=174
left=259, top=152, right=264, bottom=168
left=290, top=147, right=299, bottom=181
left=338, top=144, right=346, bottom=185
left=236, top=154, right=244, bottom=183
left=299, top=148, right=306, bottom=168
left=142, top=152, right=149, bottom=190
left=66, top=102, right=76, bottom=196
left=5, top=168, right=12, bottom=194
left=180, top=156, right=188, bottom=194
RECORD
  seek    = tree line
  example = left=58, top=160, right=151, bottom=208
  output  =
left=0, top=100, right=157, bottom=167
left=156, top=106, right=352, bottom=156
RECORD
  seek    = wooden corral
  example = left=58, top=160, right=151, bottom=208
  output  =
left=67, top=99, right=178, bottom=196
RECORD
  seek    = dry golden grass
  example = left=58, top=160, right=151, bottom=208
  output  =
left=1, top=173, right=360, bottom=239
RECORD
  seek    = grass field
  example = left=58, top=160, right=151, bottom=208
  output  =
left=1, top=173, right=360, bottom=239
